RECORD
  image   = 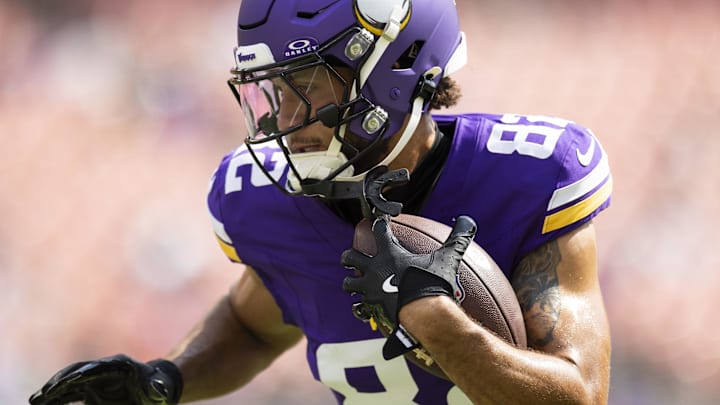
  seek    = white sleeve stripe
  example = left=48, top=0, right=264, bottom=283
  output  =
left=547, top=145, right=610, bottom=211
left=210, top=213, right=233, bottom=244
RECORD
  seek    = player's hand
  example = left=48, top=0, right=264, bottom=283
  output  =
left=341, top=215, right=476, bottom=357
left=28, top=354, right=183, bottom=405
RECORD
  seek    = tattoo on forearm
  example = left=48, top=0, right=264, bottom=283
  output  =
left=511, top=240, right=561, bottom=348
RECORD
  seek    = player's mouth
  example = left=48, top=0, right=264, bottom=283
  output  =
left=288, top=138, right=327, bottom=154
left=291, top=144, right=326, bottom=153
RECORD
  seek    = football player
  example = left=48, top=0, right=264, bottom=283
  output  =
left=29, top=0, right=612, bottom=404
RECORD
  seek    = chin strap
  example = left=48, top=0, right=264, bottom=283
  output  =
left=286, top=150, right=354, bottom=193
left=288, top=93, right=424, bottom=197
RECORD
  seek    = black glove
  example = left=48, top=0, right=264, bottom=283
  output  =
left=342, top=215, right=477, bottom=358
left=29, top=354, right=183, bottom=405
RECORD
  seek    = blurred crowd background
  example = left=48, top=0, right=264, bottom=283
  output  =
left=1, top=0, right=718, bottom=404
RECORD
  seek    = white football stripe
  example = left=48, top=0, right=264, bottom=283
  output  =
left=547, top=145, right=610, bottom=211
left=210, top=213, right=233, bottom=244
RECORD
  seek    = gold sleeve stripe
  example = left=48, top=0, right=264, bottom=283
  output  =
left=215, top=234, right=241, bottom=263
left=209, top=213, right=241, bottom=262
left=542, top=176, right=613, bottom=234
left=547, top=144, right=609, bottom=210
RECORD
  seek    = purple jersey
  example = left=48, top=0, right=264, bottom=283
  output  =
left=206, top=113, right=612, bottom=404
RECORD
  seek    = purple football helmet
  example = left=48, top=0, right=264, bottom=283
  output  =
left=228, top=0, right=466, bottom=198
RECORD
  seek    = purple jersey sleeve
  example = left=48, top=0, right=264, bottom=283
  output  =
left=204, top=112, right=612, bottom=404
left=426, top=113, right=612, bottom=275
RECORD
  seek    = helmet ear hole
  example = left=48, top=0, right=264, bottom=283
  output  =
left=354, top=0, right=412, bottom=34
left=393, top=40, right=425, bottom=70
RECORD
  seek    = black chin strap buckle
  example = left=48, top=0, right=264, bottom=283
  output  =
left=361, top=166, right=410, bottom=219
left=298, top=179, right=364, bottom=199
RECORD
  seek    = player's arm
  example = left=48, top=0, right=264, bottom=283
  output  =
left=168, top=265, right=303, bottom=402
left=28, top=266, right=301, bottom=405
left=398, top=221, right=610, bottom=404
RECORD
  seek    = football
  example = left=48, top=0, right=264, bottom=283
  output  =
left=353, top=214, right=527, bottom=379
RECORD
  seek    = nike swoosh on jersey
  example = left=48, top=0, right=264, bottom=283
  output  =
left=576, top=137, right=596, bottom=167
left=382, top=275, right=399, bottom=293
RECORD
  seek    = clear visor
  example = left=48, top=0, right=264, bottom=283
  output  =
left=235, top=64, right=350, bottom=143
